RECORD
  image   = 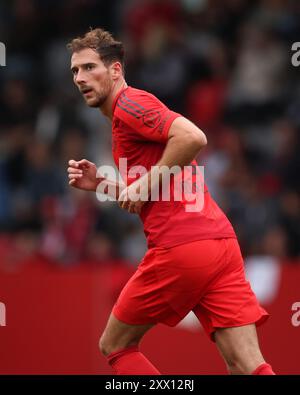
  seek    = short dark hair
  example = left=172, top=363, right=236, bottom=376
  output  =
left=67, top=28, right=125, bottom=72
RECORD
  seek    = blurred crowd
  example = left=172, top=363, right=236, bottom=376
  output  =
left=0, top=0, right=299, bottom=269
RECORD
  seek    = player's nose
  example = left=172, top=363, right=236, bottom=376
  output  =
left=74, top=70, right=86, bottom=86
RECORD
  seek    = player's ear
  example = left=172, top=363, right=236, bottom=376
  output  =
left=110, top=61, right=122, bottom=80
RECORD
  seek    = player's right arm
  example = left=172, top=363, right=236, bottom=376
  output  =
left=68, top=159, right=124, bottom=198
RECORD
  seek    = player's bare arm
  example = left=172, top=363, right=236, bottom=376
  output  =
left=118, top=117, right=207, bottom=214
left=157, top=116, right=207, bottom=168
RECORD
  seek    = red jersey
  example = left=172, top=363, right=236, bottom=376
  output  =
left=112, top=86, right=236, bottom=248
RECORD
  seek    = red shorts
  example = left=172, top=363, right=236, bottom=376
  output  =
left=113, top=238, right=269, bottom=340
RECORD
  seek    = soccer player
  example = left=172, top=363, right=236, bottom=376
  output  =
left=67, top=28, right=275, bottom=375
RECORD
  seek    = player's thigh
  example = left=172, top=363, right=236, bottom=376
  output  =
left=214, top=324, right=264, bottom=374
left=99, top=312, right=154, bottom=355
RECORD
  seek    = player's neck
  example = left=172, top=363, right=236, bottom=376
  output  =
left=100, top=78, right=128, bottom=120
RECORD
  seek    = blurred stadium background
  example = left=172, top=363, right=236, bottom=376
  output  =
left=0, top=0, right=299, bottom=374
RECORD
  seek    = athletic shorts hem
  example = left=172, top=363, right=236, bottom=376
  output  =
left=112, top=304, right=157, bottom=326
left=112, top=303, right=184, bottom=327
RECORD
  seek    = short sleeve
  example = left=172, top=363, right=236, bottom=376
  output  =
left=114, top=89, right=181, bottom=143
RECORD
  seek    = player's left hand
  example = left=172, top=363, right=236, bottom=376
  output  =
left=118, top=179, right=148, bottom=214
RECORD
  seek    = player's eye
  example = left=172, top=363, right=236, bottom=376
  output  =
left=86, top=64, right=95, bottom=71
